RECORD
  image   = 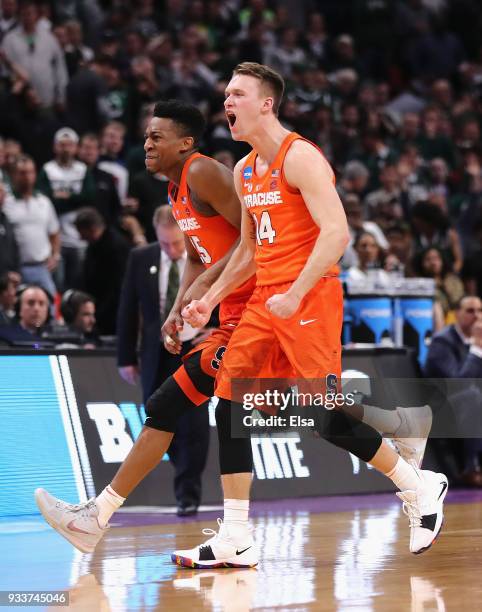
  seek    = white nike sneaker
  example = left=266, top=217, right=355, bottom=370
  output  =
left=171, top=518, right=258, bottom=569
left=392, top=405, right=433, bottom=468
left=397, top=469, right=448, bottom=554
left=34, top=488, right=107, bottom=553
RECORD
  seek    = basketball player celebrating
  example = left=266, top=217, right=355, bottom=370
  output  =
left=34, top=100, right=258, bottom=567
left=178, top=63, right=448, bottom=565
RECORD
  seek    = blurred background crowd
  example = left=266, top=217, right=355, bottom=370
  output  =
left=0, top=0, right=481, bottom=342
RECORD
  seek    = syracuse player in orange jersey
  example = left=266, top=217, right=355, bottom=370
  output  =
left=178, top=63, right=448, bottom=566
left=34, top=100, right=257, bottom=566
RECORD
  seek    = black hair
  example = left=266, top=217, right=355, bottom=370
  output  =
left=153, top=99, right=206, bottom=146
left=412, top=246, right=450, bottom=279
left=0, top=273, right=13, bottom=293
left=75, top=207, right=105, bottom=231
left=411, top=201, right=450, bottom=232
left=60, top=289, right=95, bottom=324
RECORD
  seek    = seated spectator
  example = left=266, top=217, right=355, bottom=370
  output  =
left=75, top=207, right=131, bottom=335
left=0, top=273, right=17, bottom=325
left=385, top=223, right=415, bottom=276
left=345, top=231, right=391, bottom=286
left=4, top=155, right=60, bottom=298
left=365, top=164, right=406, bottom=221
left=424, top=295, right=482, bottom=485
left=423, top=157, right=452, bottom=212
left=413, top=246, right=465, bottom=321
left=60, top=289, right=100, bottom=346
left=340, top=193, right=388, bottom=269
left=0, top=284, right=51, bottom=345
left=411, top=201, right=463, bottom=273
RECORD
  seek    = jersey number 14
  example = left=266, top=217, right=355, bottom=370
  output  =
left=253, top=211, right=276, bottom=245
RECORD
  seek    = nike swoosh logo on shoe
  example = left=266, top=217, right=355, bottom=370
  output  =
left=438, top=481, right=448, bottom=500
left=235, top=547, right=251, bottom=555
left=67, top=520, right=95, bottom=535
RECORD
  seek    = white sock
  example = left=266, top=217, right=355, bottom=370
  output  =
left=386, top=456, right=421, bottom=491
left=95, top=485, right=125, bottom=527
left=362, top=404, right=402, bottom=435
left=223, top=499, right=249, bottom=541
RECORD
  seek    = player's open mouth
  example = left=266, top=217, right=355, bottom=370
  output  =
left=226, top=112, right=236, bottom=127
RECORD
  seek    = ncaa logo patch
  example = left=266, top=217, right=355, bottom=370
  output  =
left=243, top=166, right=253, bottom=180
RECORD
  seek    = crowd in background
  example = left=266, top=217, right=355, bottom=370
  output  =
left=0, top=0, right=481, bottom=341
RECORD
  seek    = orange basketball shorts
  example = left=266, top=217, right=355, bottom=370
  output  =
left=214, top=277, right=343, bottom=401
left=173, top=323, right=235, bottom=405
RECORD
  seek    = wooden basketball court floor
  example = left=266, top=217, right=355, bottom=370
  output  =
left=1, top=489, right=482, bottom=611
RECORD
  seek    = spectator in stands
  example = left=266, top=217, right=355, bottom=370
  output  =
left=60, top=288, right=99, bottom=345
left=385, top=223, right=415, bottom=276
left=410, top=201, right=463, bottom=273
left=65, top=54, right=109, bottom=135
left=424, top=157, right=452, bottom=212
left=98, top=121, right=128, bottom=203
left=365, top=164, right=406, bottom=222
left=413, top=246, right=465, bottom=320
left=0, top=180, right=19, bottom=277
left=330, top=102, right=361, bottom=167
left=303, top=11, right=329, bottom=63
left=0, top=0, right=19, bottom=40
left=62, top=20, right=94, bottom=77
left=346, top=230, right=391, bottom=285
left=75, top=207, right=131, bottom=335
left=77, top=133, right=122, bottom=227
left=127, top=161, right=169, bottom=243
left=117, top=204, right=209, bottom=517
left=37, top=127, right=95, bottom=290
left=341, top=193, right=388, bottom=269
left=424, top=295, right=482, bottom=485
left=0, top=283, right=50, bottom=345
left=4, top=155, right=60, bottom=297
left=337, top=160, right=370, bottom=200
left=0, top=272, right=16, bottom=325
left=417, top=106, right=456, bottom=168
left=2, top=0, right=68, bottom=112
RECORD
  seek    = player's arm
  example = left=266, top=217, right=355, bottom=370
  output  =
left=266, top=140, right=350, bottom=319
left=182, top=158, right=257, bottom=328
left=184, top=157, right=245, bottom=290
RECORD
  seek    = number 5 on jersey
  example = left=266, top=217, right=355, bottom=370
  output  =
left=253, top=210, right=276, bottom=245
left=190, top=235, right=212, bottom=264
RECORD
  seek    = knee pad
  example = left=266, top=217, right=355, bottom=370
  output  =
left=215, top=398, right=253, bottom=474
left=315, top=408, right=382, bottom=463
left=145, top=376, right=195, bottom=433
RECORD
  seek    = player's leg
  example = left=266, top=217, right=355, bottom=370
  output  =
left=35, top=348, right=216, bottom=553
left=275, top=277, right=448, bottom=554
left=172, top=294, right=285, bottom=568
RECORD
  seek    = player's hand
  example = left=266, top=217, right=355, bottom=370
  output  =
left=182, top=299, right=212, bottom=328
left=118, top=365, right=140, bottom=385
left=162, top=310, right=183, bottom=354
left=265, top=291, right=302, bottom=319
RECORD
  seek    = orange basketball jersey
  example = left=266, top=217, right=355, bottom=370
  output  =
left=240, top=132, right=339, bottom=286
left=169, top=152, right=255, bottom=323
